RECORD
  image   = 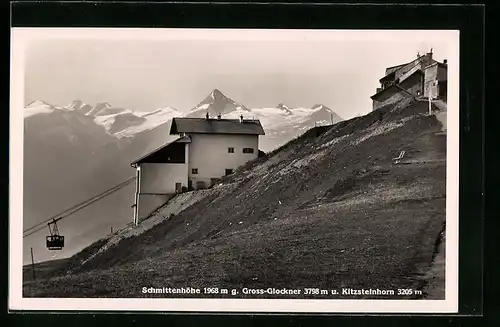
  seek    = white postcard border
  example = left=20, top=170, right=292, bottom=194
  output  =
left=9, top=28, right=460, bottom=313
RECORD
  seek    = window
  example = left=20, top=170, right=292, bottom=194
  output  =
left=243, top=148, right=254, bottom=154
left=191, top=168, right=198, bottom=174
left=228, top=147, right=234, bottom=153
left=225, top=169, right=233, bottom=176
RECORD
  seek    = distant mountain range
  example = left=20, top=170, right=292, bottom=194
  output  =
left=22, top=89, right=343, bottom=264
left=25, top=89, right=342, bottom=147
left=184, top=90, right=342, bottom=151
left=25, top=99, right=181, bottom=138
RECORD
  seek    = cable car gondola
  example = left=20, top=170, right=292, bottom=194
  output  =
left=46, top=218, right=64, bottom=250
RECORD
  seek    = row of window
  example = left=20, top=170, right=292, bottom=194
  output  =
left=228, top=147, right=254, bottom=154
left=191, top=168, right=234, bottom=175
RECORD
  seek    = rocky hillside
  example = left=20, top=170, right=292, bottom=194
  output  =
left=24, top=98, right=446, bottom=299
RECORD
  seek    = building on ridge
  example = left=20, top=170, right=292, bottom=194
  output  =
left=130, top=114, right=265, bottom=225
left=370, top=50, right=448, bottom=111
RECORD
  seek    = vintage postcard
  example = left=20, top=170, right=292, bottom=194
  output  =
left=10, top=28, right=459, bottom=313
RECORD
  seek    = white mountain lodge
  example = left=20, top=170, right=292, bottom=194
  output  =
left=130, top=115, right=265, bottom=225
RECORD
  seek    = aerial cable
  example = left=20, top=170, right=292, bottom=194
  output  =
left=23, top=176, right=136, bottom=238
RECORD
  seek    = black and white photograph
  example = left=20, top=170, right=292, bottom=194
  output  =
left=10, top=28, right=459, bottom=313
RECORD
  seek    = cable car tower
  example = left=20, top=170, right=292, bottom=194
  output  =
left=46, top=218, right=64, bottom=250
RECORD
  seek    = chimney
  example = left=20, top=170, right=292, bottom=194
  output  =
left=239, top=115, right=243, bottom=123
left=205, top=112, right=209, bottom=120
left=426, top=48, right=433, bottom=61
left=217, top=113, right=221, bottom=120
left=443, top=59, right=447, bottom=64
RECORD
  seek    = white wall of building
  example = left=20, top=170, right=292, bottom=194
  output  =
left=188, top=133, right=259, bottom=188
left=134, top=143, right=190, bottom=223
left=138, top=142, right=190, bottom=194
left=424, top=64, right=439, bottom=98
left=140, top=162, right=189, bottom=193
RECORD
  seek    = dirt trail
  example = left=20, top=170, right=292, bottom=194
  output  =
left=435, top=111, right=447, bottom=132
left=422, top=230, right=446, bottom=299
left=433, top=100, right=447, bottom=133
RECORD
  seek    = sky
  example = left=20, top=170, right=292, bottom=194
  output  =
left=23, top=29, right=456, bottom=119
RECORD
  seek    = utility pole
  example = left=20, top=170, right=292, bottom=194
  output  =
left=428, top=80, right=433, bottom=116
left=30, top=247, right=36, bottom=281
left=429, top=79, right=438, bottom=116
left=428, top=91, right=432, bottom=116
left=110, top=226, right=113, bottom=234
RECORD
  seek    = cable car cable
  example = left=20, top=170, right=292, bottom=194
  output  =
left=23, top=176, right=136, bottom=238
left=23, top=176, right=135, bottom=239
left=23, top=177, right=135, bottom=233
left=23, top=176, right=136, bottom=235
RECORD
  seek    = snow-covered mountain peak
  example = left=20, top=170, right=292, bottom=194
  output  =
left=64, top=99, right=89, bottom=111
left=311, top=104, right=330, bottom=111
left=25, top=99, right=182, bottom=138
left=113, top=106, right=182, bottom=138
left=97, top=101, right=112, bottom=108
left=85, top=102, right=117, bottom=116
left=24, top=94, right=343, bottom=152
left=139, top=105, right=179, bottom=116
left=26, top=100, right=53, bottom=108
left=276, top=102, right=288, bottom=109
left=210, top=89, right=224, bottom=100
left=24, top=100, right=59, bottom=118
left=276, top=102, right=292, bottom=114
left=188, top=89, right=249, bottom=117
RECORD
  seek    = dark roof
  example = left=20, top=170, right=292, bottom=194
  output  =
left=379, top=71, right=396, bottom=83
left=371, top=84, right=397, bottom=100
left=424, top=61, right=448, bottom=69
left=170, top=117, right=265, bottom=135
left=385, top=62, right=410, bottom=70
left=371, top=70, right=423, bottom=100
left=130, top=136, right=191, bottom=166
left=381, top=54, right=436, bottom=81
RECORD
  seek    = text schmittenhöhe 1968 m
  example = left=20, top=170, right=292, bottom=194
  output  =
left=141, top=286, right=422, bottom=297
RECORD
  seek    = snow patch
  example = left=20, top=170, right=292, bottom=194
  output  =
left=24, top=101, right=57, bottom=118
left=196, top=103, right=211, bottom=111
left=113, top=107, right=182, bottom=138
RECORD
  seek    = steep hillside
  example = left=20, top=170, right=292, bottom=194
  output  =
left=24, top=98, right=446, bottom=298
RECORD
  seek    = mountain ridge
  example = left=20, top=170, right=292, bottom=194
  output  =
left=25, top=89, right=343, bottom=146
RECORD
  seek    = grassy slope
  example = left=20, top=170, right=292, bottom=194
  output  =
left=23, top=258, right=71, bottom=283
left=24, top=99, right=446, bottom=299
